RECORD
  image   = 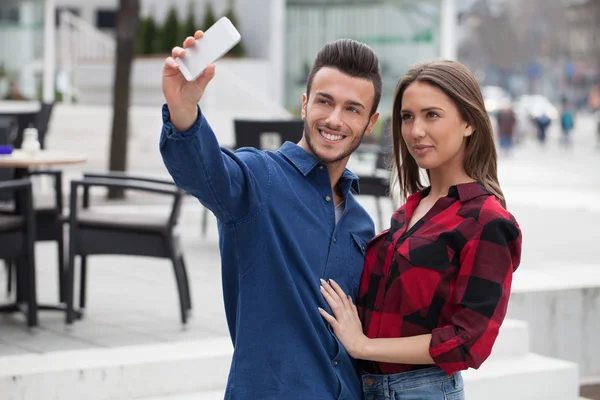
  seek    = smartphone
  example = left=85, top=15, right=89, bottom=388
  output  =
left=175, top=16, right=242, bottom=82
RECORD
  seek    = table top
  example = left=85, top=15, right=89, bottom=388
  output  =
left=0, top=150, right=87, bottom=167
left=0, top=101, right=41, bottom=115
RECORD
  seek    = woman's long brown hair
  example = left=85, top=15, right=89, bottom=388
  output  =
left=391, top=60, right=506, bottom=208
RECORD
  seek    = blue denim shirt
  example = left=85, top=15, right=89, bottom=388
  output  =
left=159, top=105, right=375, bottom=400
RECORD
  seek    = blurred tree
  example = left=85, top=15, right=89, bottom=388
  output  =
left=136, top=15, right=157, bottom=54
left=181, top=0, right=196, bottom=40
left=160, top=6, right=180, bottom=54
left=108, top=0, right=140, bottom=199
left=224, top=1, right=244, bottom=57
left=202, top=1, right=217, bottom=30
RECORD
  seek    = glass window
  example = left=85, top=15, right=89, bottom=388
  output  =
left=96, top=9, right=117, bottom=29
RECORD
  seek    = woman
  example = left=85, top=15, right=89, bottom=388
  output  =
left=319, top=60, right=522, bottom=400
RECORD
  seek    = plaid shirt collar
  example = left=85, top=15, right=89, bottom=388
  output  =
left=413, top=181, right=491, bottom=203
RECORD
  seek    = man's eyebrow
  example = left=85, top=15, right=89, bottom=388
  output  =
left=315, top=92, right=366, bottom=110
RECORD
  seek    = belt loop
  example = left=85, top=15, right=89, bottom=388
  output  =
left=453, top=372, right=458, bottom=388
left=384, top=375, right=389, bottom=398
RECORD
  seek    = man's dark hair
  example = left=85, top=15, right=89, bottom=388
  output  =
left=306, top=39, right=382, bottom=116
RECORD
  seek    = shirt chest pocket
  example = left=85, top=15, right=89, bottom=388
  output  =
left=402, top=234, right=457, bottom=272
left=346, top=233, right=367, bottom=293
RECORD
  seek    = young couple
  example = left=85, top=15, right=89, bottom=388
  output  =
left=160, top=32, right=522, bottom=400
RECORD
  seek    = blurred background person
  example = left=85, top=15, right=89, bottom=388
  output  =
left=496, top=103, right=517, bottom=155
left=560, top=97, right=575, bottom=148
left=3, top=80, right=28, bottom=101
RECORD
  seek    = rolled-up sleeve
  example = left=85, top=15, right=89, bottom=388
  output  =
left=429, top=216, right=522, bottom=375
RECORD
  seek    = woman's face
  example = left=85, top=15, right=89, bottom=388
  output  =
left=399, top=81, right=473, bottom=171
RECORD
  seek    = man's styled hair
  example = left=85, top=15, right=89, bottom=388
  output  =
left=306, top=39, right=382, bottom=116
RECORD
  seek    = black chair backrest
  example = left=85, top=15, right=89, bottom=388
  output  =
left=233, top=119, right=304, bottom=151
left=34, top=102, right=54, bottom=149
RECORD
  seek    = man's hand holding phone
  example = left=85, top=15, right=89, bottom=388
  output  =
left=162, top=31, right=215, bottom=132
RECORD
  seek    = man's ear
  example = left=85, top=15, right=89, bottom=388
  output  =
left=364, top=112, right=380, bottom=136
left=301, top=93, right=308, bottom=120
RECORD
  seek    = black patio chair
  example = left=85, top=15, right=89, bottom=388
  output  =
left=64, top=172, right=191, bottom=325
left=0, top=179, right=38, bottom=326
left=0, top=121, right=65, bottom=301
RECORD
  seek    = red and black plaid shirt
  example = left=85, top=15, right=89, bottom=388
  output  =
left=357, top=182, right=522, bottom=376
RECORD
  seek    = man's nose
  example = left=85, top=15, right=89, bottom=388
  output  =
left=325, top=109, right=343, bottom=129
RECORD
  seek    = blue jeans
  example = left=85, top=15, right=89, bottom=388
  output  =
left=361, top=367, right=464, bottom=400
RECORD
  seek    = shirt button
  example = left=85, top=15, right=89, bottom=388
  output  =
left=461, top=334, right=468, bottom=340
left=333, top=360, right=339, bottom=367
left=333, top=237, right=337, bottom=243
left=319, top=165, right=324, bottom=170
left=325, top=195, right=331, bottom=202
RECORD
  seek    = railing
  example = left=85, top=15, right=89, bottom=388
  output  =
left=59, top=10, right=115, bottom=103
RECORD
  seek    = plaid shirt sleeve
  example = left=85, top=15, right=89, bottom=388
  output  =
left=428, top=210, right=522, bottom=375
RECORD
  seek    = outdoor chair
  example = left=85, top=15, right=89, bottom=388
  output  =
left=0, top=122, right=66, bottom=302
left=64, top=172, right=191, bottom=325
left=0, top=179, right=38, bottom=326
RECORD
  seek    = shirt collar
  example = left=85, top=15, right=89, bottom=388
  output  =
left=419, top=181, right=491, bottom=202
left=278, top=141, right=360, bottom=194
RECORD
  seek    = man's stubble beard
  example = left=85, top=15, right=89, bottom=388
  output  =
left=303, top=119, right=369, bottom=165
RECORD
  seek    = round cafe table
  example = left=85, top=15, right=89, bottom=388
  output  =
left=0, top=149, right=87, bottom=319
left=0, top=149, right=87, bottom=176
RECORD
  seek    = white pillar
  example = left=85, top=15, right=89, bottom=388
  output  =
left=43, top=0, right=56, bottom=103
left=19, top=1, right=37, bottom=98
left=269, top=0, right=286, bottom=107
left=440, top=0, right=457, bottom=60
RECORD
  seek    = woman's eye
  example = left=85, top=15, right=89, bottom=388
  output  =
left=401, top=114, right=412, bottom=121
left=427, top=111, right=440, bottom=118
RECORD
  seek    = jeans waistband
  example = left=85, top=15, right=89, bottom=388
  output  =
left=361, top=367, right=459, bottom=392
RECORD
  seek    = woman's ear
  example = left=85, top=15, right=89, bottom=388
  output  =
left=464, top=124, right=475, bottom=137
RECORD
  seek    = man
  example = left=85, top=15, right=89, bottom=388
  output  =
left=496, top=104, right=516, bottom=156
left=160, top=31, right=381, bottom=400
left=3, top=80, right=28, bottom=101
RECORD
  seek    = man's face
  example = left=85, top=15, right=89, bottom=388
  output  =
left=301, top=67, right=379, bottom=166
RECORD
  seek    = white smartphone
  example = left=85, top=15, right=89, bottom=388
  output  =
left=175, top=16, right=242, bottom=82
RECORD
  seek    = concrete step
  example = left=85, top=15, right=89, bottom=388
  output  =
left=141, top=391, right=224, bottom=400
left=508, top=264, right=600, bottom=381
left=0, top=327, right=579, bottom=400
left=0, top=337, right=232, bottom=400
left=488, top=318, right=529, bottom=360
left=463, top=353, right=579, bottom=400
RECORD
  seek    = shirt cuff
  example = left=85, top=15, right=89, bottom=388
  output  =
left=161, top=103, right=202, bottom=139
left=429, top=326, right=470, bottom=375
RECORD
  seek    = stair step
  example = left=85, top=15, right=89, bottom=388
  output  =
left=1, top=332, right=580, bottom=400
left=488, top=319, right=529, bottom=360
left=463, top=353, right=579, bottom=400
left=140, top=391, right=224, bottom=400
left=0, top=338, right=232, bottom=400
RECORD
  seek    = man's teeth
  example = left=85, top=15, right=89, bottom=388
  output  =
left=320, top=130, right=343, bottom=141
